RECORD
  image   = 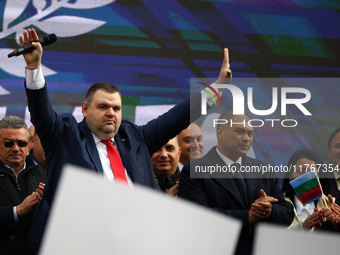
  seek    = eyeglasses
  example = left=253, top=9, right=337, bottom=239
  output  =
left=3, top=141, right=28, bottom=148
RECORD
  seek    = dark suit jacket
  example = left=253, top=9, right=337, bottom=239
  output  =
left=318, top=168, right=338, bottom=199
left=178, top=147, right=294, bottom=255
left=0, top=155, right=46, bottom=255
left=25, top=84, right=201, bottom=251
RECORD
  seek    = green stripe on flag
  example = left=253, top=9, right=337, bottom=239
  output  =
left=294, top=178, right=319, bottom=195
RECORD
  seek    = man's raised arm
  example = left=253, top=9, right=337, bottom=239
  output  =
left=216, top=48, right=232, bottom=85
left=20, top=28, right=45, bottom=89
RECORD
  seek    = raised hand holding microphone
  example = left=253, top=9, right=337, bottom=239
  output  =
left=18, top=29, right=44, bottom=69
left=8, top=32, right=56, bottom=58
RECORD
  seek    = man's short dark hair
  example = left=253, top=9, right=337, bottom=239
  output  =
left=0, top=115, right=29, bottom=138
left=328, top=127, right=340, bottom=149
left=85, top=82, right=121, bottom=106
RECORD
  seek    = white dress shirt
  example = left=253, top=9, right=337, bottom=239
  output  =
left=93, top=133, right=132, bottom=186
left=294, top=195, right=315, bottom=231
left=216, top=147, right=242, bottom=171
left=26, top=67, right=132, bottom=185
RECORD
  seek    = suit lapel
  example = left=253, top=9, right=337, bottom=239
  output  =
left=242, top=156, right=261, bottom=203
left=244, top=178, right=260, bottom=204
left=79, top=120, right=104, bottom=175
left=0, top=170, right=19, bottom=204
left=204, top=148, right=249, bottom=209
left=115, top=132, right=136, bottom=182
left=214, top=178, right=248, bottom=209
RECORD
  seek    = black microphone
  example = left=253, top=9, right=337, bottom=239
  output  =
left=7, top=33, right=57, bottom=58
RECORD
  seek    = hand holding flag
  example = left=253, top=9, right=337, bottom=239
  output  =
left=289, top=171, right=322, bottom=205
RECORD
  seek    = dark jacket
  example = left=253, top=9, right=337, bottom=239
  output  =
left=179, top=147, right=294, bottom=255
left=25, top=83, right=201, bottom=251
left=0, top=155, right=46, bottom=255
left=155, top=168, right=181, bottom=192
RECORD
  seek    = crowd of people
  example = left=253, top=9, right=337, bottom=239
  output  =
left=1, top=28, right=340, bottom=255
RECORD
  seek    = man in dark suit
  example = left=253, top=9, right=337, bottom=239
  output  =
left=178, top=110, right=294, bottom=255
left=0, top=115, right=45, bottom=255
left=19, top=28, right=232, bottom=252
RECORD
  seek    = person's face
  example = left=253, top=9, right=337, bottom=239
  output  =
left=328, top=132, right=340, bottom=171
left=178, top=124, right=204, bottom=165
left=290, top=158, right=317, bottom=180
left=189, top=123, right=204, bottom=160
left=32, top=134, right=46, bottom=170
left=82, top=90, right=122, bottom=140
left=0, top=128, right=29, bottom=171
left=217, top=115, right=253, bottom=162
left=151, top=138, right=181, bottom=176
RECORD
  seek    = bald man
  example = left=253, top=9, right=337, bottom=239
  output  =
left=177, top=123, right=204, bottom=170
left=179, top=110, right=293, bottom=255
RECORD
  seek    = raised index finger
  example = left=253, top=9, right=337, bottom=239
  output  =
left=260, top=189, right=267, bottom=197
left=223, top=48, right=229, bottom=67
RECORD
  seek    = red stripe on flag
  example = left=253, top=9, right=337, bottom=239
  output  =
left=299, top=185, right=322, bottom=204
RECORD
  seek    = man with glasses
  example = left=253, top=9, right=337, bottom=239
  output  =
left=0, top=115, right=46, bottom=255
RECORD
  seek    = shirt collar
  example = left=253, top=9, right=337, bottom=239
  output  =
left=4, top=162, right=26, bottom=177
left=92, top=133, right=116, bottom=145
left=216, top=147, right=242, bottom=166
left=294, top=195, right=315, bottom=215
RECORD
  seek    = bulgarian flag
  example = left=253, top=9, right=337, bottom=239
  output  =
left=289, top=171, right=323, bottom=205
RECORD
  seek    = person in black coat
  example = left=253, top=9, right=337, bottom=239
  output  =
left=0, top=115, right=45, bottom=255
left=179, top=111, right=293, bottom=255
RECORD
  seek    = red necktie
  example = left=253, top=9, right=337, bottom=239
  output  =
left=101, top=140, right=128, bottom=184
